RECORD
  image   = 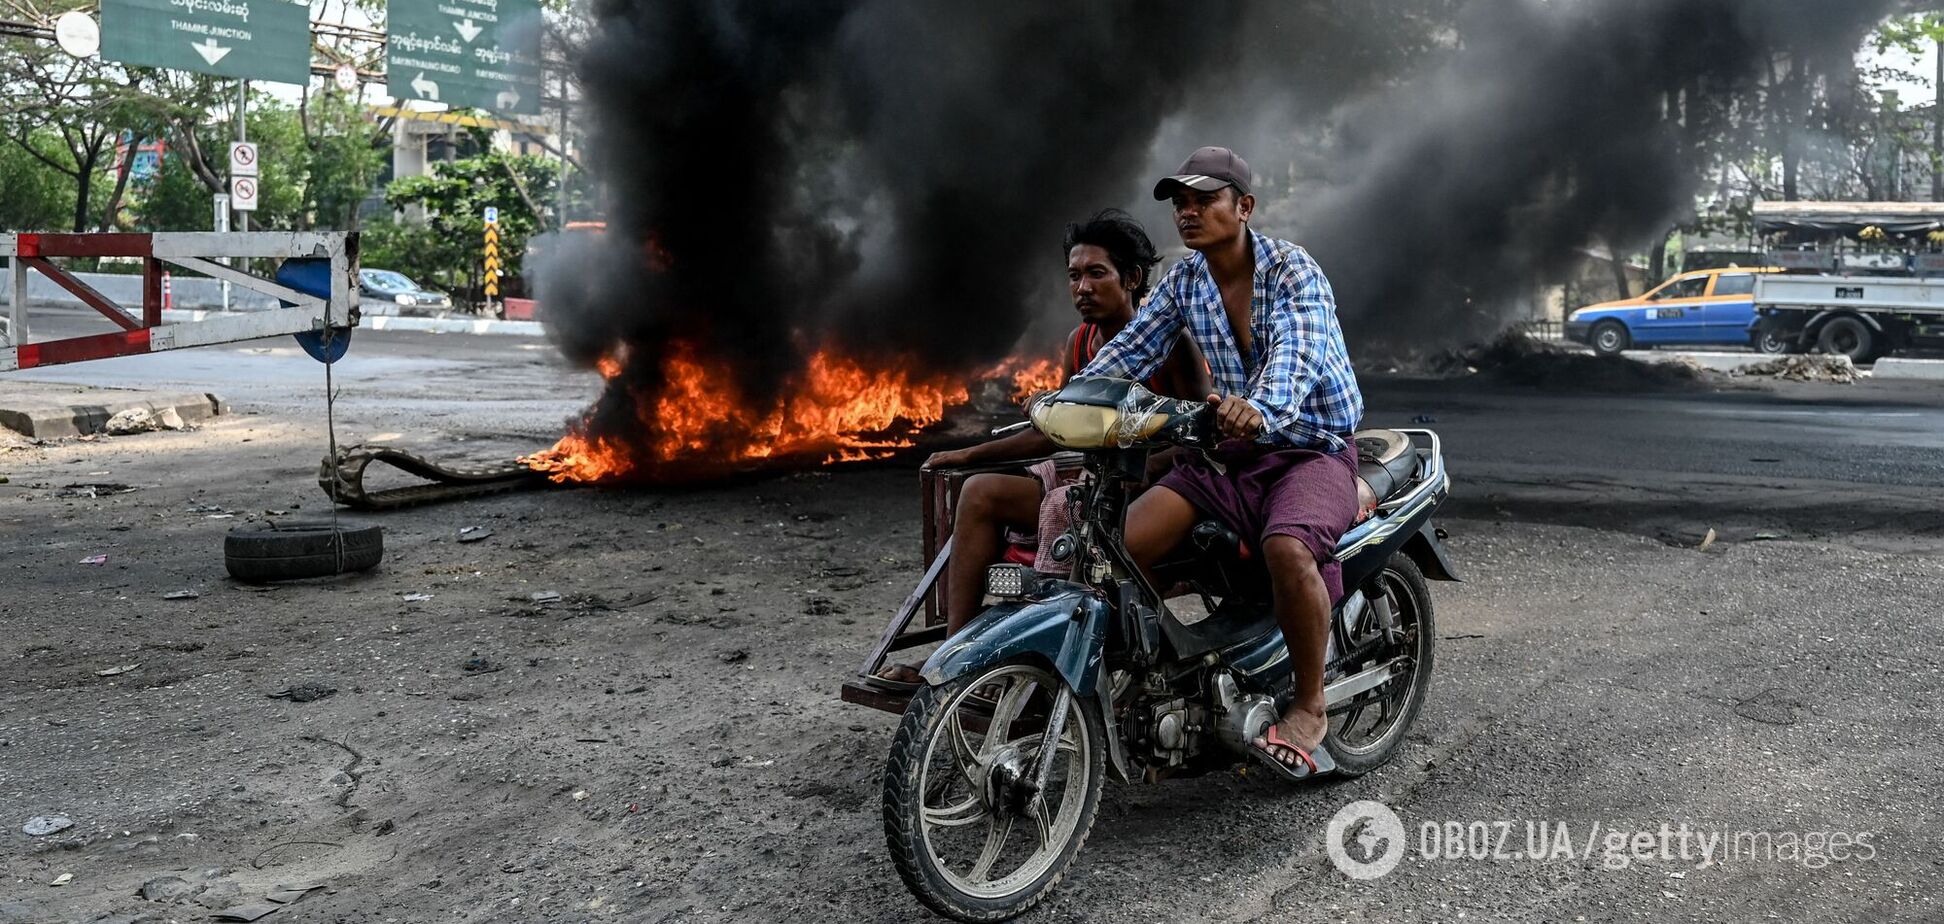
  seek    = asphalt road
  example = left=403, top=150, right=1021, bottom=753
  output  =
left=2, top=328, right=1941, bottom=922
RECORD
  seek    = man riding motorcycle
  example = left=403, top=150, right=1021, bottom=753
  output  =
left=1078, top=146, right=1364, bottom=780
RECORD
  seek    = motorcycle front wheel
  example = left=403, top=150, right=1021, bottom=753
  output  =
left=882, top=659, right=1105, bottom=923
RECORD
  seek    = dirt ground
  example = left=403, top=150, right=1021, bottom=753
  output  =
left=4, top=344, right=1944, bottom=923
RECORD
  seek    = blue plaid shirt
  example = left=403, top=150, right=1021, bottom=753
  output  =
left=1080, top=230, right=1362, bottom=452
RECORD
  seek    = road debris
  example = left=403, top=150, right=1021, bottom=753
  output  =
left=458, top=525, right=493, bottom=543
left=94, top=664, right=140, bottom=676
left=1697, top=528, right=1716, bottom=551
left=529, top=590, right=562, bottom=605
left=49, top=872, right=72, bottom=886
left=163, top=590, right=201, bottom=601
left=717, top=648, right=749, bottom=664
left=268, top=683, right=338, bottom=703
left=461, top=656, right=504, bottom=675
left=105, top=407, right=188, bottom=434
left=78, top=554, right=108, bottom=565
left=1733, top=354, right=1858, bottom=384
left=140, top=875, right=194, bottom=901
left=266, top=881, right=325, bottom=903
left=56, top=483, right=138, bottom=498
left=212, top=902, right=284, bottom=921
left=22, top=815, right=73, bottom=836
left=402, top=593, right=434, bottom=602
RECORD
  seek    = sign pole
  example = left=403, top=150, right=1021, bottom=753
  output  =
left=483, top=206, right=501, bottom=317
left=236, top=80, right=248, bottom=236
left=214, top=192, right=231, bottom=311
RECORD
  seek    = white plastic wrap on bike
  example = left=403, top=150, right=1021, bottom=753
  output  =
left=1113, top=383, right=1163, bottom=448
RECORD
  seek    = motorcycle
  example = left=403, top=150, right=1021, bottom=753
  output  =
left=851, top=376, right=1457, bottom=922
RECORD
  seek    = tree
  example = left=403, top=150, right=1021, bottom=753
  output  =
left=0, top=128, right=74, bottom=230
left=381, top=149, right=561, bottom=300
left=301, top=89, right=390, bottom=230
left=0, top=13, right=122, bottom=230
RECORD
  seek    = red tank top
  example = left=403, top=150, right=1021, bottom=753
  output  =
left=1070, top=322, right=1168, bottom=393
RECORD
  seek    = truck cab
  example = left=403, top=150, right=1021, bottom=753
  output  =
left=1566, top=267, right=1776, bottom=356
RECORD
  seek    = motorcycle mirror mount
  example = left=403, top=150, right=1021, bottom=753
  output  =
left=990, top=420, right=1032, bottom=437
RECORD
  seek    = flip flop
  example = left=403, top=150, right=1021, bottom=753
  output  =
left=1248, top=724, right=1337, bottom=782
left=863, top=662, right=924, bottom=693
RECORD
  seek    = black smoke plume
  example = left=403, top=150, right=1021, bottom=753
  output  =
left=1300, top=0, right=1900, bottom=347
left=536, top=0, right=1897, bottom=459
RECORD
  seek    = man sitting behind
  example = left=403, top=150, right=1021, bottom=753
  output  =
left=872, top=210, right=1208, bottom=687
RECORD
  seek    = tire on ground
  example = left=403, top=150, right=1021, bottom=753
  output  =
left=1589, top=320, right=1631, bottom=357
left=225, top=520, right=383, bottom=583
left=1815, top=315, right=1879, bottom=364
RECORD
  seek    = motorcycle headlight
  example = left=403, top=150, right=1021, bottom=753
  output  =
left=985, top=563, right=1038, bottom=599
left=1028, top=401, right=1120, bottom=450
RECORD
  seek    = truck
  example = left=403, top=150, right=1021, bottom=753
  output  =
left=1748, top=201, right=1944, bottom=363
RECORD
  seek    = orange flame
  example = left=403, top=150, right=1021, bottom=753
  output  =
left=988, top=356, right=1062, bottom=404
left=525, top=342, right=1064, bottom=484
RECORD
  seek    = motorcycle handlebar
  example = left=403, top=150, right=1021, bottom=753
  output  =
left=1161, top=398, right=1218, bottom=447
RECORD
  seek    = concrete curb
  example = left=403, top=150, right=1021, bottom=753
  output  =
left=1869, top=358, right=1944, bottom=381
left=0, top=390, right=225, bottom=439
left=158, top=309, right=545, bottom=338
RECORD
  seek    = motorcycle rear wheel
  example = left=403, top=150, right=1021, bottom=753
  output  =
left=1325, top=553, right=1436, bottom=777
left=882, top=660, right=1105, bottom=922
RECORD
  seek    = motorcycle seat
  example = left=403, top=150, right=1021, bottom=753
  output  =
left=1354, top=429, right=1420, bottom=506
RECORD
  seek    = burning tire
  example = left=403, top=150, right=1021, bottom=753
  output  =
left=224, top=520, right=383, bottom=583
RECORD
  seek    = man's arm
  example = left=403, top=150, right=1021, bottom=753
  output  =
left=922, top=426, right=1058, bottom=469
left=1078, top=265, right=1185, bottom=382
left=1243, top=251, right=1335, bottom=438
left=1156, top=330, right=1212, bottom=400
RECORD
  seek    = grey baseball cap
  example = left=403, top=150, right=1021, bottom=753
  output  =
left=1152, top=146, right=1253, bottom=200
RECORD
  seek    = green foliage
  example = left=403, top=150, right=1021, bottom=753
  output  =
left=0, top=131, right=75, bottom=231
left=1872, top=14, right=1944, bottom=56
left=241, top=101, right=308, bottom=227
left=123, top=90, right=390, bottom=232
left=139, top=142, right=216, bottom=231
left=357, top=214, right=450, bottom=288
left=381, top=148, right=559, bottom=291
left=304, top=91, right=389, bottom=230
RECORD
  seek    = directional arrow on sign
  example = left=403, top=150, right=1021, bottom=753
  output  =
left=191, top=38, right=231, bottom=65
left=411, top=72, right=440, bottom=101
left=454, top=18, right=482, bottom=42
left=496, top=88, right=520, bottom=111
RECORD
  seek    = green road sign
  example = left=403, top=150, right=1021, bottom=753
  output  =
left=100, top=0, right=311, bottom=84
left=387, top=0, right=542, bottom=115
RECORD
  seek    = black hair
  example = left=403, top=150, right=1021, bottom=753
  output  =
left=1063, top=208, right=1161, bottom=300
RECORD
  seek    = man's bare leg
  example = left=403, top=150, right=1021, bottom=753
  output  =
left=942, top=473, right=1045, bottom=632
left=1123, top=485, right=1201, bottom=579
left=1254, top=536, right=1331, bottom=758
left=876, top=472, right=1042, bottom=685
